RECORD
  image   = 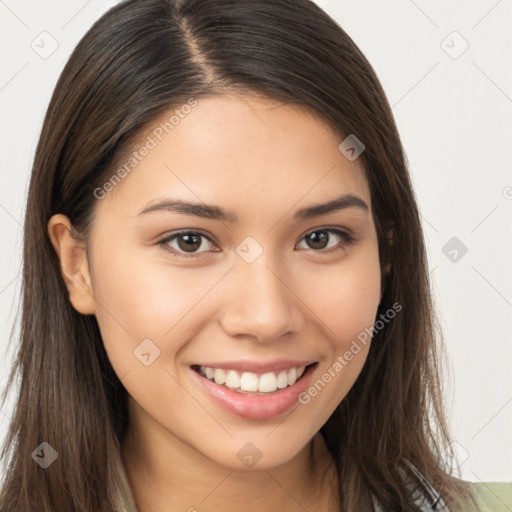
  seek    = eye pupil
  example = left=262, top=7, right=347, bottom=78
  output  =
left=178, top=234, right=202, bottom=252
left=307, top=231, right=328, bottom=249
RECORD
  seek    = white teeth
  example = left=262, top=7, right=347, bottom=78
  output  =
left=225, top=370, right=241, bottom=389
left=214, top=368, right=226, bottom=385
left=240, top=372, right=259, bottom=392
left=277, top=370, right=289, bottom=388
left=287, top=367, right=297, bottom=386
left=198, top=364, right=310, bottom=394
left=258, top=372, right=277, bottom=393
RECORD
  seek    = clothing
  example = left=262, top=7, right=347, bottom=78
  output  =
left=471, top=482, right=512, bottom=512
left=371, top=461, right=450, bottom=511
left=119, top=461, right=512, bottom=511
left=119, top=463, right=139, bottom=512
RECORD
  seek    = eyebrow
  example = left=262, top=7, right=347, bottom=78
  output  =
left=137, top=193, right=369, bottom=222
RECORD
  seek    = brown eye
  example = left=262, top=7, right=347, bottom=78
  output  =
left=158, top=231, right=217, bottom=258
left=305, top=230, right=329, bottom=249
left=297, top=228, right=354, bottom=252
left=176, top=233, right=203, bottom=252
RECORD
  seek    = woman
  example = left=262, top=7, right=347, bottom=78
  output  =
left=0, top=0, right=502, bottom=510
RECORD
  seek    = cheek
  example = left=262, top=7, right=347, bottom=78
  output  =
left=300, top=246, right=382, bottom=345
left=88, top=242, right=224, bottom=368
left=294, top=246, right=381, bottom=412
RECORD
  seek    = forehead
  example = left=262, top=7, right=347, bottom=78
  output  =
left=96, top=95, right=370, bottom=221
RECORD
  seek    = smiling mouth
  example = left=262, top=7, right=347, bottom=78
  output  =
left=190, top=363, right=317, bottom=395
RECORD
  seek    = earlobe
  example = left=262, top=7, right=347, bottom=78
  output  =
left=47, top=214, right=96, bottom=315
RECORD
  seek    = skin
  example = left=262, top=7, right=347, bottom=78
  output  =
left=48, top=95, right=384, bottom=511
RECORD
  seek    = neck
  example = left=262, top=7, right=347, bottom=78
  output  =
left=121, top=401, right=339, bottom=512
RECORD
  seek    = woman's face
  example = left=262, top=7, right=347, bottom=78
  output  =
left=79, top=95, right=382, bottom=469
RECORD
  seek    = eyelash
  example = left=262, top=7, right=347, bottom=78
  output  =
left=156, top=227, right=356, bottom=259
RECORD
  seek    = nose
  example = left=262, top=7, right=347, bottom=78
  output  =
left=219, top=255, right=304, bottom=343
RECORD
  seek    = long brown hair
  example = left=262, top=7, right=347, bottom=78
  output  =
left=1, top=0, right=473, bottom=510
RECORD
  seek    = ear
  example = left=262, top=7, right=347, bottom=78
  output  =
left=47, top=214, right=96, bottom=315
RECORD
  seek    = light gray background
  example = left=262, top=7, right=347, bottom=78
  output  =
left=1, top=0, right=511, bottom=483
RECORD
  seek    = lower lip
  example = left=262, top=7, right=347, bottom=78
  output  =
left=190, top=364, right=317, bottom=420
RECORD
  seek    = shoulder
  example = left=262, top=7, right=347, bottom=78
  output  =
left=469, top=482, right=512, bottom=512
left=371, top=463, right=512, bottom=512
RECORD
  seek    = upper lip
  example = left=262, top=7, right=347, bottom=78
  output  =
left=192, top=359, right=316, bottom=374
